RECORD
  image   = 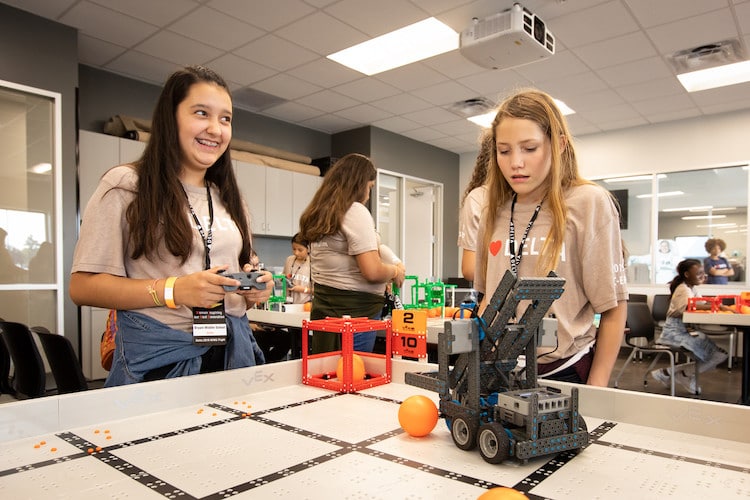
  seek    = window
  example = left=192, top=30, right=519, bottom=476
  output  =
left=597, top=166, right=748, bottom=285
left=0, top=80, right=62, bottom=330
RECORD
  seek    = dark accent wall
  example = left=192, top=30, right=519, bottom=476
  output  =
left=370, top=127, right=459, bottom=279
left=0, top=3, right=79, bottom=346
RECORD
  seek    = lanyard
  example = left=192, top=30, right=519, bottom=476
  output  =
left=508, top=193, right=544, bottom=275
left=185, top=184, right=214, bottom=270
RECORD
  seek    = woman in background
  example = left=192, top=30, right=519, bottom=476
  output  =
left=299, top=154, right=405, bottom=353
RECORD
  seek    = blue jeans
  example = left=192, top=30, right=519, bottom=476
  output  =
left=105, top=311, right=264, bottom=387
left=657, top=316, right=722, bottom=364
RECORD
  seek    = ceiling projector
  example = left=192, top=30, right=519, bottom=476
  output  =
left=460, top=3, right=555, bottom=70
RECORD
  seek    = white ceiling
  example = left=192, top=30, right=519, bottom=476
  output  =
left=3, top=0, right=750, bottom=154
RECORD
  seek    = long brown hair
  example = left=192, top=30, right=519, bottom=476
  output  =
left=126, top=65, right=252, bottom=266
left=299, top=153, right=376, bottom=242
left=461, top=131, right=493, bottom=207
left=480, top=89, right=592, bottom=278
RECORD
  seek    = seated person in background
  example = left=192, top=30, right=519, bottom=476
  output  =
left=703, top=238, right=734, bottom=284
left=651, top=258, right=729, bottom=393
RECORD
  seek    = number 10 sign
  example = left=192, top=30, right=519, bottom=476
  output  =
left=391, top=309, right=427, bottom=359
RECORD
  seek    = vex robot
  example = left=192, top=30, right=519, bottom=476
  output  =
left=406, top=270, right=588, bottom=464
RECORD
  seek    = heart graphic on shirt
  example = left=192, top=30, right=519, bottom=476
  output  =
left=489, top=240, right=502, bottom=256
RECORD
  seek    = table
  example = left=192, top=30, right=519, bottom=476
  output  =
left=0, top=360, right=748, bottom=499
left=683, top=311, right=749, bottom=405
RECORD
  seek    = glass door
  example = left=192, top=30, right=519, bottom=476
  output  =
left=0, top=79, right=62, bottom=331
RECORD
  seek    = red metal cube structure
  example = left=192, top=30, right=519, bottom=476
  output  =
left=302, top=317, right=392, bottom=393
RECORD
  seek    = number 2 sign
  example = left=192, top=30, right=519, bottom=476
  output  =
left=391, top=309, right=427, bottom=358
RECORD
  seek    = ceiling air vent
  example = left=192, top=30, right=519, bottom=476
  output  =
left=448, top=97, right=496, bottom=118
left=669, top=39, right=746, bottom=73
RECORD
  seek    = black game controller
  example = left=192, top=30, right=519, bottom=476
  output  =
left=219, top=270, right=267, bottom=292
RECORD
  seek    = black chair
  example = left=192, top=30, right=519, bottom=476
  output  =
left=614, top=302, right=698, bottom=396
left=32, top=327, right=89, bottom=394
left=0, top=321, right=46, bottom=399
left=628, top=293, right=648, bottom=303
left=651, top=294, right=670, bottom=334
left=0, top=334, right=12, bottom=395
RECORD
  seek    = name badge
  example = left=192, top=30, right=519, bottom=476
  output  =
left=192, top=302, right=228, bottom=345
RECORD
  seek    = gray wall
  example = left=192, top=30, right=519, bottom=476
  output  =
left=0, top=3, right=79, bottom=346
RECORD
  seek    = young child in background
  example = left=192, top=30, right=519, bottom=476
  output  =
left=283, top=233, right=312, bottom=305
left=651, top=258, right=729, bottom=393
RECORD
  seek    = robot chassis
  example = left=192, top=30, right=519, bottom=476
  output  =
left=405, top=270, right=589, bottom=464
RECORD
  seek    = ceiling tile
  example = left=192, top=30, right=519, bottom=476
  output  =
left=324, top=0, right=428, bottom=37
left=104, top=50, right=182, bottom=85
left=422, top=50, right=487, bottom=79
left=401, top=127, right=446, bottom=142
left=168, top=6, right=265, bottom=51
left=205, top=53, right=277, bottom=86
left=234, top=34, right=319, bottom=71
left=401, top=107, right=462, bottom=126
left=575, top=32, right=658, bottom=69
left=334, top=103, right=392, bottom=123
left=275, top=11, right=368, bottom=55
left=514, top=50, right=590, bottom=83
left=332, top=78, right=401, bottom=101
left=626, top=0, right=728, bottom=28
left=90, top=0, right=199, bottom=26
left=300, top=113, right=360, bottom=133
left=410, top=80, right=477, bottom=106
left=252, top=73, right=322, bottom=100
left=375, top=63, right=450, bottom=92
left=369, top=93, right=432, bottom=115
left=630, top=94, right=695, bottom=115
left=208, top=0, right=316, bottom=31
left=263, top=101, right=325, bottom=122
left=77, top=33, right=126, bottom=66
left=287, top=58, right=363, bottom=88
left=296, top=89, right=361, bottom=112
left=135, top=30, right=223, bottom=66
left=646, top=9, right=740, bottom=55
left=59, top=1, right=159, bottom=47
left=0, top=0, right=77, bottom=18
left=552, top=1, right=639, bottom=48
left=371, top=116, right=422, bottom=133
left=458, top=69, right=533, bottom=97
left=540, top=71, right=609, bottom=100
left=597, top=57, right=674, bottom=88
left=615, top=76, right=685, bottom=102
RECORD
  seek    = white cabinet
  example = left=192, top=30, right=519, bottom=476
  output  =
left=235, top=160, right=295, bottom=236
left=77, top=131, right=145, bottom=380
left=292, top=172, right=321, bottom=233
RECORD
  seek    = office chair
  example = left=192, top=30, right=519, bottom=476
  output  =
left=0, top=333, right=11, bottom=395
left=0, top=321, right=47, bottom=399
left=614, top=302, right=699, bottom=396
left=628, top=293, right=648, bottom=303
left=32, top=327, right=89, bottom=394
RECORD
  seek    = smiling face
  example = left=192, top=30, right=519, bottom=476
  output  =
left=686, top=263, right=705, bottom=286
left=176, top=81, right=232, bottom=185
left=495, top=117, right=552, bottom=203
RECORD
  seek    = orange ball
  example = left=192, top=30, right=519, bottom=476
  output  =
left=303, top=302, right=312, bottom=312
left=398, top=395, right=438, bottom=437
left=336, top=354, right=366, bottom=381
left=477, top=487, right=528, bottom=500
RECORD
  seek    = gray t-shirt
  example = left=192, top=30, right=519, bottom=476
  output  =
left=309, top=202, right=383, bottom=295
left=71, top=165, right=250, bottom=332
left=475, top=183, right=628, bottom=362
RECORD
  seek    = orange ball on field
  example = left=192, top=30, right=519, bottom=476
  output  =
left=398, top=395, right=438, bottom=437
left=336, top=354, right=366, bottom=381
left=477, top=487, right=528, bottom=500
left=303, top=302, right=312, bottom=312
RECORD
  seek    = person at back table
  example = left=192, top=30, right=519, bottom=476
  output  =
left=703, top=238, right=734, bottom=284
left=299, top=153, right=405, bottom=354
left=70, top=65, right=271, bottom=386
left=651, top=258, right=729, bottom=393
left=458, top=132, right=492, bottom=284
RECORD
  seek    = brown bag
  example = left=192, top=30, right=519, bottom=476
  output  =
left=100, top=310, right=117, bottom=371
